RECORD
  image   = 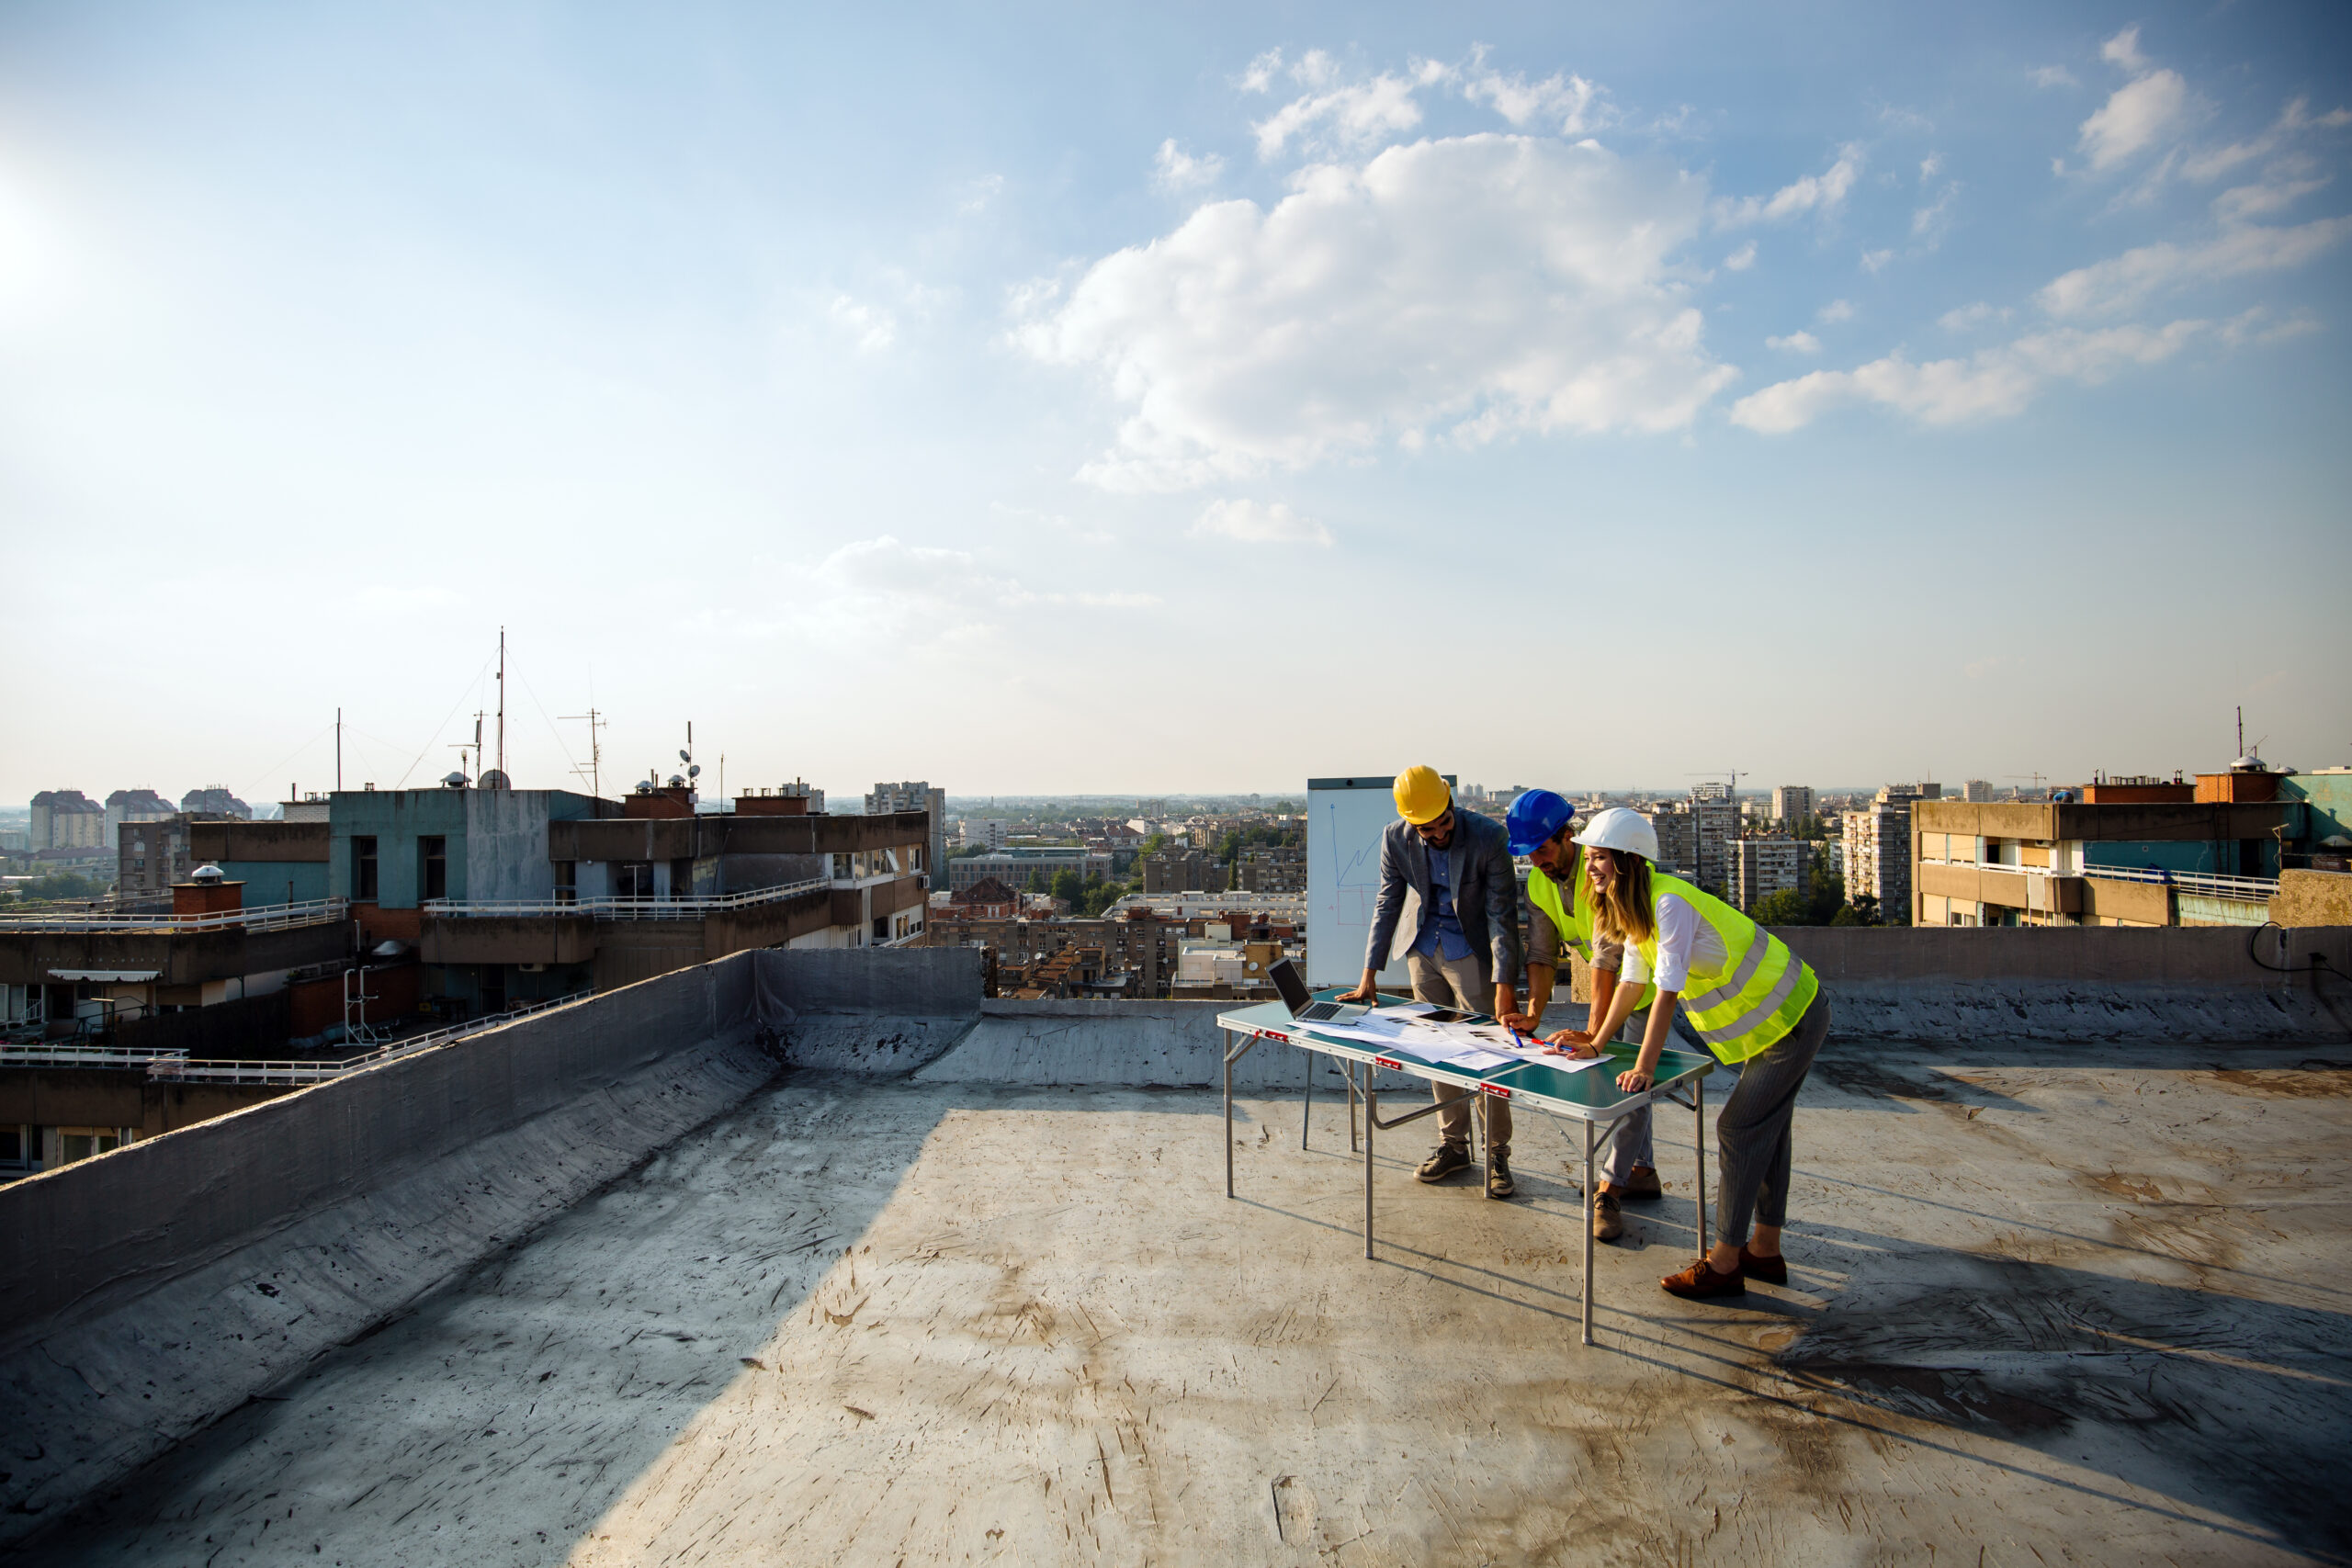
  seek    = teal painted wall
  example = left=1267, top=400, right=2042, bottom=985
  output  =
left=327, top=787, right=603, bottom=908
left=219, top=861, right=330, bottom=906
left=2283, top=773, right=2352, bottom=845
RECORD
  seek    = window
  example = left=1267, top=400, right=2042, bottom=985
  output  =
left=553, top=861, right=576, bottom=906
left=832, top=852, right=853, bottom=880
left=353, top=836, right=379, bottom=900
left=0, top=1127, right=23, bottom=1168
left=617, top=862, right=655, bottom=898
left=59, top=1127, right=124, bottom=1165
left=420, top=836, right=448, bottom=900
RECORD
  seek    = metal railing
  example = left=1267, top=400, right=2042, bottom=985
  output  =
left=422, top=878, right=829, bottom=920
left=0, top=897, right=348, bottom=934
left=146, top=990, right=594, bottom=1085
left=1917, top=857, right=2279, bottom=901
left=0, top=1042, right=190, bottom=1069
left=2078, top=863, right=2280, bottom=900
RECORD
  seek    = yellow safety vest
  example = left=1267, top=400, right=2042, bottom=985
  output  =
left=1525, top=849, right=1658, bottom=1015
left=1631, top=872, right=1818, bottom=1064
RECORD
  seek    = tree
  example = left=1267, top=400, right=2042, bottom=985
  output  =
left=1750, top=888, right=1813, bottom=926
left=1139, top=831, right=1171, bottom=857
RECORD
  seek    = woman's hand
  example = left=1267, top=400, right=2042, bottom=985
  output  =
left=1543, top=1029, right=1601, bottom=1060
left=1615, top=1066, right=1656, bottom=1092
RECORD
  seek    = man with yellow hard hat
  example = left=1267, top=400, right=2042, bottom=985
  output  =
left=1340, top=765, right=1524, bottom=1198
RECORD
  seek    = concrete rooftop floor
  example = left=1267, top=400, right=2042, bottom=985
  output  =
left=23, top=1038, right=2352, bottom=1566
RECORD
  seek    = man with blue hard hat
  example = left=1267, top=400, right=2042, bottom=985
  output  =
left=1340, top=766, right=1523, bottom=1199
left=1498, top=789, right=1667, bottom=1242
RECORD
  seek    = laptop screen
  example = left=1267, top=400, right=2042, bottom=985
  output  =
left=1268, top=957, right=1312, bottom=1014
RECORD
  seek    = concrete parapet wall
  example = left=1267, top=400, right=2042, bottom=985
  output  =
left=1772, top=924, right=2352, bottom=987
left=754, top=944, right=982, bottom=1018
left=0, top=952, right=772, bottom=1543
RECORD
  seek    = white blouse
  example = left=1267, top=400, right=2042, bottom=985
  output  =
left=1619, top=891, right=1727, bottom=993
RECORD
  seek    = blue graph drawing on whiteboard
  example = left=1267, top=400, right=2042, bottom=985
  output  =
left=1323, top=800, right=1381, bottom=926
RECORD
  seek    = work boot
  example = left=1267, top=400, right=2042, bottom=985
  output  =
left=1615, top=1165, right=1664, bottom=1201
left=1416, top=1143, right=1471, bottom=1183
left=1591, top=1190, right=1624, bottom=1241
left=1486, top=1152, right=1515, bottom=1200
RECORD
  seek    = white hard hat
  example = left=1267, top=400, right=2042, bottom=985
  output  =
left=1572, top=806, right=1659, bottom=863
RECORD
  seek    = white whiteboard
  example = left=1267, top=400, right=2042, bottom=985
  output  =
left=1306, top=774, right=1451, bottom=988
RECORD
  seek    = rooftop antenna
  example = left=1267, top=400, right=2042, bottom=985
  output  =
left=562, top=705, right=607, bottom=810
left=2238, top=705, right=2245, bottom=759
left=496, top=627, right=506, bottom=781
left=336, top=706, right=343, bottom=792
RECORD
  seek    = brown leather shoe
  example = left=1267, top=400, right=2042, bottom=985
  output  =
left=1660, top=1256, right=1746, bottom=1298
left=1616, top=1165, right=1664, bottom=1201
left=1591, top=1190, right=1623, bottom=1241
left=1737, top=1247, right=1788, bottom=1284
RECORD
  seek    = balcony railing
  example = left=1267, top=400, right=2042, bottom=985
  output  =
left=2079, top=863, right=2280, bottom=900
left=421, top=879, right=830, bottom=920
left=0, top=897, right=349, bottom=934
left=1917, top=857, right=2278, bottom=902
left=146, top=990, right=594, bottom=1085
left=0, top=1043, right=189, bottom=1069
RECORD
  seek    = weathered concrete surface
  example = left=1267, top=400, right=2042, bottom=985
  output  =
left=23, top=1041, right=2350, bottom=1565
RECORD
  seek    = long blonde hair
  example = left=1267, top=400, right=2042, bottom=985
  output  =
left=1589, top=848, right=1657, bottom=946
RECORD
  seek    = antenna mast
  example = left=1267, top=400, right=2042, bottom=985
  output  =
left=496, top=627, right=506, bottom=779
left=336, top=707, right=343, bottom=792
left=562, top=706, right=607, bottom=809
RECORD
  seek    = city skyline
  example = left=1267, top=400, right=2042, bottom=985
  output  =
left=3, top=3, right=2346, bottom=800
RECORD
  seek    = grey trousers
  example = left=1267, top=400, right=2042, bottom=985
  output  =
left=1599, top=1008, right=1657, bottom=1185
left=1407, top=950, right=1510, bottom=1157
left=1713, top=991, right=1832, bottom=1247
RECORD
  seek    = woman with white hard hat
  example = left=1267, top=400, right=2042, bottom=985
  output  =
left=1544, top=805, right=1832, bottom=1299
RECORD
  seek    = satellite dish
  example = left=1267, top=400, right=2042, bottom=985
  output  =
left=679, top=749, right=692, bottom=763
left=479, top=769, right=511, bottom=791
left=687, top=764, right=701, bottom=778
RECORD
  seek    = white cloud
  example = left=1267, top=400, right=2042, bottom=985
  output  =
left=1251, top=72, right=1423, bottom=159
left=1816, top=299, right=1855, bottom=322
left=1154, top=140, right=1225, bottom=192
left=2219, top=305, right=2324, bottom=346
left=1766, top=331, right=1820, bottom=354
left=2214, top=171, right=2331, bottom=225
left=957, top=174, right=1005, bottom=216
left=1715, top=146, right=1862, bottom=225
left=1238, top=50, right=1283, bottom=94
left=1015, top=133, right=1733, bottom=492
left=1458, top=66, right=1610, bottom=134
left=2030, top=65, right=2077, bottom=90
left=2182, top=97, right=2352, bottom=185
left=2037, top=215, right=2352, bottom=317
left=1912, top=183, right=1960, bottom=239
left=1938, top=301, right=2010, bottom=333
left=1860, top=248, right=1896, bottom=273
left=1722, top=241, right=1757, bottom=271
left=2101, top=26, right=2150, bottom=75
left=2079, top=69, right=2193, bottom=170
left=1730, top=320, right=2206, bottom=433
left=796, top=536, right=1156, bottom=648
left=1191, top=498, right=1333, bottom=546
left=829, top=294, right=896, bottom=353
left=1919, top=153, right=1942, bottom=181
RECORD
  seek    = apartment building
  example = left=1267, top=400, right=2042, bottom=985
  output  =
left=1962, top=780, right=1996, bottom=803
left=29, top=791, right=105, bottom=852
left=950, top=846, right=1113, bottom=895
left=1843, top=783, right=1940, bottom=918
left=1912, top=763, right=2345, bottom=927
left=1142, top=849, right=1228, bottom=895
left=104, top=789, right=176, bottom=842
left=1234, top=847, right=1306, bottom=895
left=1644, top=805, right=1700, bottom=880
left=866, top=782, right=947, bottom=891
left=1729, top=837, right=1807, bottom=912
left=1771, top=784, right=1814, bottom=822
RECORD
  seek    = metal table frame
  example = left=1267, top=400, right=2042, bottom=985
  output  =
left=1216, top=994, right=1716, bottom=1347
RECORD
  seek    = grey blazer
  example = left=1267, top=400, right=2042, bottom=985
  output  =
left=1362, top=808, right=1522, bottom=983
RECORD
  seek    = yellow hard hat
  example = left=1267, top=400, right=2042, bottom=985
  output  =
left=1393, top=765, right=1452, bottom=824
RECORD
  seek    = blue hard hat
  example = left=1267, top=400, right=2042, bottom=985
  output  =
left=1505, top=789, right=1577, bottom=855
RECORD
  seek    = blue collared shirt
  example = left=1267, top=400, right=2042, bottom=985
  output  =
left=1411, top=837, right=1474, bottom=963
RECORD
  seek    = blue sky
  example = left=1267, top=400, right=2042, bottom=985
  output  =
left=3, top=2, right=2346, bottom=803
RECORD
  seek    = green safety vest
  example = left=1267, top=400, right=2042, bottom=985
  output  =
left=1632, top=872, right=1819, bottom=1065
left=1525, top=849, right=1658, bottom=1015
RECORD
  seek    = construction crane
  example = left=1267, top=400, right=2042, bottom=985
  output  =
left=2004, top=772, right=2048, bottom=801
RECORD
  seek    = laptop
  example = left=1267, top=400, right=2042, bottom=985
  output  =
left=1269, top=958, right=1368, bottom=1024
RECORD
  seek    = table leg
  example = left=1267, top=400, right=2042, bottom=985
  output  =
left=1302, top=1046, right=1314, bottom=1150
left=1695, top=1074, right=1708, bottom=1257
left=1347, top=1062, right=1360, bottom=1153
left=1363, top=1086, right=1376, bottom=1260
left=1224, top=1030, right=1234, bottom=1201
left=1581, top=1118, right=1596, bottom=1348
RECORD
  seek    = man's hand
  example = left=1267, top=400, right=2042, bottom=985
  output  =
left=1491, top=985, right=1517, bottom=1023
left=1339, top=969, right=1381, bottom=1004
left=1497, top=1009, right=1542, bottom=1034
